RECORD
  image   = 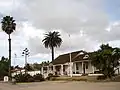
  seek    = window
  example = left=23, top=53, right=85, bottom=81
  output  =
left=83, top=54, right=89, bottom=59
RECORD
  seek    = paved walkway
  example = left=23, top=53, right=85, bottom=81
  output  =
left=0, top=81, right=120, bottom=90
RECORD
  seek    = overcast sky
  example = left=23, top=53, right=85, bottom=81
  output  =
left=0, top=0, right=120, bottom=66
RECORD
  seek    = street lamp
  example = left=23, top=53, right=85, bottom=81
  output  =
left=22, top=48, right=30, bottom=74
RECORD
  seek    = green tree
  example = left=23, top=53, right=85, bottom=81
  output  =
left=32, top=61, right=50, bottom=70
left=33, top=63, right=42, bottom=70
left=24, top=64, right=33, bottom=71
left=91, top=44, right=120, bottom=79
left=1, top=16, right=16, bottom=79
left=42, top=31, right=62, bottom=61
left=15, top=65, right=21, bottom=69
left=0, top=56, right=9, bottom=79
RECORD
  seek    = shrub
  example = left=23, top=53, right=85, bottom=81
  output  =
left=48, top=73, right=53, bottom=77
left=94, top=71, right=101, bottom=74
left=14, top=73, right=34, bottom=82
left=46, top=73, right=53, bottom=80
left=97, top=75, right=107, bottom=80
left=27, top=77, right=34, bottom=82
left=47, top=73, right=59, bottom=80
left=33, top=74, right=44, bottom=82
left=0, top=77, right=4, bottom=81
left=14, top=73, right=45, bottom=82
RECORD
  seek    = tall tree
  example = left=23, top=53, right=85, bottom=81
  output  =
left=42, top=31, right=62, bottom=61
left=1, top=16, right=16, bottom=80
left=91, top=44, right=120, bottom=79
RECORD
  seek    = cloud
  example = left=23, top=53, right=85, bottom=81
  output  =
left=20, top=0, right=120, bottom=43
left=1, top=0, right=120, bottom=65
left=28, top=36, right=50, bottom=55
left=20, top=0, right=106, bottom=34
left=18, top=0, right=106, bottom=54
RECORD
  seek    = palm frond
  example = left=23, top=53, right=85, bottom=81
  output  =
left=42, top=31, right=62, bottom=49
left=1, top=16, right=16, bottom=34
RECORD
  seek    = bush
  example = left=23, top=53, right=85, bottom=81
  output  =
left=46, top=73, right=53, bottom=80
left=33, top=74, right=44, bottom=82
left=14, top=73, right=45, bottom=82
left=94, top=71, right=101, bottom=74
left=48, top=73, right=53, bottom=77
left=27, top=77, right=34, bottom=82
left=0, top=77, right=4, bottom=81
left=46, top=73, right=59, bottom=80
left=14, top=73, right=34, bottom=82
left=97, top=75, right=107, bottom=80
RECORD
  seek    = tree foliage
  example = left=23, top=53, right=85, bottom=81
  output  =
left=32, top=61, right=50, bottom=70
left=1, top=16, right=16, bottom=35
left=42, top=31, right=62, bottom=49
left=91, top=44, right=120, bottom=78
left=24, top=64, right=34, bottom=71
left=0, top=56, right=9, bottom=79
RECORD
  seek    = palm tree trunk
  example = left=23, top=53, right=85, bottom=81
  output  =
left=51, top=46, right=54, bottom=61
left=8, top=34, right=11, bottom=81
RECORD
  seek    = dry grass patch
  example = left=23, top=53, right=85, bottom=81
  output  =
left=50, top=76, right=98, bottom=82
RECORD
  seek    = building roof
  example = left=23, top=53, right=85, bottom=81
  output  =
left=11, top=68, right=25, bottom=72
left=52, top=50, right=92, bottom=65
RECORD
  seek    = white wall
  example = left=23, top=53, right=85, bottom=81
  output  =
left=72, top=61, right=93, bottom=74
left=12, top=70, right=41, bottom=77
left=72, top=62, right=82, bottom=74
left=85, top=62, right=93, bottom=73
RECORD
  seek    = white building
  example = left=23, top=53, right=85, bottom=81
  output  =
left=12, top=50, right=120, bottom=78
left=41, top=50, right=103, bottom=77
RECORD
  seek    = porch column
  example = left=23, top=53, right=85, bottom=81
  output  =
left=91, top=61, right=94, bottom=73
left=41, top=67, right=43, bottom=75
left=47, top=66, right=49, bottom=74
left=70, top=62, right=73, bottom=77
left=92, top=66, right=95, bottom=73
left=49, top=66, right=52, bottom=73
left=82, top=62, right=84, bottom=74
left=74, top=63, right=76, bottom=74
left=61, top=65, right=63, bottom=75
left=53, top=65, right=56, bottom=75
left=118, top=68, right=120, bottom=74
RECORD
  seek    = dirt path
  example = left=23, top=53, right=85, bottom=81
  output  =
left=0, top=81, right=120, bottom=90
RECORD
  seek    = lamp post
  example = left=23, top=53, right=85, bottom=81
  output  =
left=22, top=48, right=30, bottom=74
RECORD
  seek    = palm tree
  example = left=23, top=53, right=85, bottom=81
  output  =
left=42, top=31, right=62, bottom=61
left=1, top=16, right=16, bottom=80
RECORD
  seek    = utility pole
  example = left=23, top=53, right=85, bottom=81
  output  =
left=22, top=48, right=30, bottom=74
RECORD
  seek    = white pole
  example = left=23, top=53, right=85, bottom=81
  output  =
left=69, top=34, right=72, bottom=77
left=14, top=53, right=17, bottom=67
left=69, top=53, right=72, bottom=77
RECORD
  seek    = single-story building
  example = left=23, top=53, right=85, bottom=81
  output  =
left=11, top=50, right=120, bottom=78
left=40, top=50, right=103, bottom=77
